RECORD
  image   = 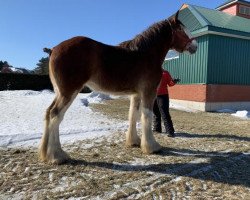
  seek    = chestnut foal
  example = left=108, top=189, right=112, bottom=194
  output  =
left=40, top=11, right=197, bottom=164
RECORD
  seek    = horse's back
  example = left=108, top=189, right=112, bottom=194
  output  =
left=49, top=36, right=100, bottom=94
left=48, top=36, right=156, bottom=95
left=52, top=36, right=101, bottom=60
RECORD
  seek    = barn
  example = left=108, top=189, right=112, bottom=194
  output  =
left=164, top=0, right=250, bottom=111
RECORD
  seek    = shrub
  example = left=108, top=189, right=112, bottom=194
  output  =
left=0, top=73, right=91, bottom=93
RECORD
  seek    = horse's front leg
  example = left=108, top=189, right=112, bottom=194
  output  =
left=140, top=93, right=162, bottom=154
left=126, top=94, right=141, bottom=147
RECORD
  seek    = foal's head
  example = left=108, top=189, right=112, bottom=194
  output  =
left=169, top=11, right=197, bottom=54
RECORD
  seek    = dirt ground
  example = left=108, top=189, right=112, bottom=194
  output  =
left=1, top=98, right=250, bottom=200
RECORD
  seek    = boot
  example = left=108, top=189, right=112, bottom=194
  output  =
left=153, top=124, right=162, bottom=133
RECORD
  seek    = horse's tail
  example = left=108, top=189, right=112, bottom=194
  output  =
left=43, top=48, right=52, bottom=56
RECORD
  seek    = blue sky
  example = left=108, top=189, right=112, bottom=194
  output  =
left=0, top=0, right=226, bottom=70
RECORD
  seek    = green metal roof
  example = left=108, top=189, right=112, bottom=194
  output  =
left=179, top=4, right=250, bottom=37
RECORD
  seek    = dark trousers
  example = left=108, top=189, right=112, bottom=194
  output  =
left=153, top=94, right=175, bottom=134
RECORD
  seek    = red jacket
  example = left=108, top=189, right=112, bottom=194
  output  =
left=157, top=70, right=175, bottom=95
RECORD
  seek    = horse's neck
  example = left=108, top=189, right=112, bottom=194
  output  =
left=145, top=35, right=172, bottom=65
left=141, top=27, right=172, bottom=64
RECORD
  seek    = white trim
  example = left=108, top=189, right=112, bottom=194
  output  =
left=205, top=101, right=250, bottom=112
left=217, top=0, right=250, bottom=10
left=216, top=0, right=238, bottom=10
left=194, top=30, right=250, bottom=40
left=170, top=99, right=206, bottom=111
left=170, top=99, right=250, bottom=112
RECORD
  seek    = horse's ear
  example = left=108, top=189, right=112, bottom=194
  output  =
left=175, top=10, right=179, bottom=22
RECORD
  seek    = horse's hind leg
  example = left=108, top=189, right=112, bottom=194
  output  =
left=140, top=92, right=162, bottom=154
left=39, top=92, right=78, bottom=164
left=126, top=94, right=141, bottom=147
left=39, top=96, right=57, bottom=161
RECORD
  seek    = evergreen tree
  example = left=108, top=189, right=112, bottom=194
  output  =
left=34, top=57, right=49, bottom=75
left=0, top=61, right=9, bottom=71
left=0, top=61, right=4, bottom=71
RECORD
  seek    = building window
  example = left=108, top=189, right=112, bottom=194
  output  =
left=165, top=50, right=179, bottom=60
left=239, top=5, right=250, bottom=15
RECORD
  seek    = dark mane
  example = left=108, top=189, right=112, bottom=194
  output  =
left=119, top=19, right=171, bottom=51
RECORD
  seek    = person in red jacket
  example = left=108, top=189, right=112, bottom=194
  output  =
left=153, top=70, right=180, bottom=137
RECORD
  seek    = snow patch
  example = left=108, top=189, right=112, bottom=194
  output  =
left=80, top=91, right=115, bottom=107
left=216, top=108, right=250, bottom=119
left=0, top=90, right=127, bottom=148
left=231, top=110, right=250, bottom=119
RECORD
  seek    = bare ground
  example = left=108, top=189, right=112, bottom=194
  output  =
left=0, top=98, right=250, bottom=200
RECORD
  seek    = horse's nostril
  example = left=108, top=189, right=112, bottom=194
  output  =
left=189, top=46, right=197, bottom=54
left=187, top=44, right=197, bottom=54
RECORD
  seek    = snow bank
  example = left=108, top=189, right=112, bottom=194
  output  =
left=231, top=110, right=250, bottom=119
left=0, top=90, right=127, bottom=148
left=80, top=92, right=114, bottom=106
left=217, top=109, right=250, bottom=119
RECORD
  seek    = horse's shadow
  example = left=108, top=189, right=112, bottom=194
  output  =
left=67, top=132, right=250, bottom=188
left=175, top=132, right=250, bottom=142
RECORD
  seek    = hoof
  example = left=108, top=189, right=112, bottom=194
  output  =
left=126, top=139, right=141, bottom=147
left=141, top=141, right=162, bottom=154
left=39, top=149, right=70, bottom=165
left=126, top=135, right=141, bottom=147
left=49, top=154, right=70, bottom=165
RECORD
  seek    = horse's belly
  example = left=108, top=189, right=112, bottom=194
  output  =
left=86, top=80, right=136, bottom=95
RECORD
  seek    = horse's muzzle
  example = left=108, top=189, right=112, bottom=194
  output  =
left=186, top=39, right=198, bottom=54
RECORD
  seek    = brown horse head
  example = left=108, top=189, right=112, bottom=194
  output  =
left=169, top=11, right=197, bottom=54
